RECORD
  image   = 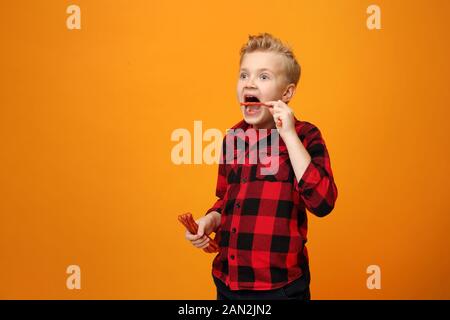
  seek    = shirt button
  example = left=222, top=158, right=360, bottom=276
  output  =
left=230, top=255, right=235, bottom=260
left=232, top=227, right=236, bottom=233
left=236, top=202, right=240, bottom=208
left=242, top=178, right=247, bottom=183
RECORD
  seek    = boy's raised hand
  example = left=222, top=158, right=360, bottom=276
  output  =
left=265, top=100, right=296, bottom=139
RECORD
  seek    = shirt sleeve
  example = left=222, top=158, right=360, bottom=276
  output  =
left=205, top=137, right=227, bottom=216
left=294, top=124, right=338, bottom=217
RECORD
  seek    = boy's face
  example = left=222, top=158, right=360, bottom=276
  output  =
left=237, top=51, right=294, bottom=128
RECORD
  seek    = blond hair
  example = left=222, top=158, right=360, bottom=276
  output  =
left=239, top=33, right=301, bottom=86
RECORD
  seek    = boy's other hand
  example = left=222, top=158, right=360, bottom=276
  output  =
left=265, top=100, right=296, bottom=139
left=185, top=212, right=220, bottom=249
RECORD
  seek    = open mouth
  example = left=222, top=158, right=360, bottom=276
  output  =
left=244, top=95, right=260, bottom=103
left=241, top=95, right=282, bottom=125
left=241, top=95, right=270, bottom=107
left=242, top=95, right=263, bottom=115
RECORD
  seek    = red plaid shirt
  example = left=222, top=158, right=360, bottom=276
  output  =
left=205, top=118, right=338, bottom=291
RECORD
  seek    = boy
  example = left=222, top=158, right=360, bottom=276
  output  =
left=185, top=33, right=338, bottom=300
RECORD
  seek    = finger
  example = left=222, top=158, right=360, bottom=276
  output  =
left=263, top=100, right=278, bottom=106
left=192, top=235, right=207, bottom=245
left=272, top=109, right=282, bottom=116
left=275, top=99, right=290, bottom=109
left=196, top=221, right=205, bottom=237
left=198, top=240, right=210, bottom=249
left=265, top=102, right=279, bottom=111
left=199, top=242, right=210, bottom=249
left=194, top=237, right=210, bottom=247
left=276, top=101, right=294, bottom=115
left=192, top=236, right=209, bottom=245
left=269, top=106, right=282, bottom=116
left=273, top=114, right=283, bottom=127
left=270, top=108, right=284, bottom=118
left=265, top=100, right=285, bottom=107
left=272, top=111, right=283, bottom=121
left=185, top=230, right=201, bottom=241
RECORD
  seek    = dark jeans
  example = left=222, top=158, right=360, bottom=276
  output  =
left=213, top=266, right=311, bottom=300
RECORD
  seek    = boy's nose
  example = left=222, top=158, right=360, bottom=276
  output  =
left=244, top=79, right=257, bottom=88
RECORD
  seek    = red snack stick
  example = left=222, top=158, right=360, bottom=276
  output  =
left=184, top=215, right=218, bottom=252
left=178, top=212, right=219, bottom=253
left=240, top=102, right=282, bottom=127
left=240, top=102, right=272, bottom=107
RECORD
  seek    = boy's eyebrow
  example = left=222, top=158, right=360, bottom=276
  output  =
left=240, top=67, right=275, bottom=73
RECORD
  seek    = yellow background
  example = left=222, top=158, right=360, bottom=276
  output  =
left=1, top=0, right=449, bottom=299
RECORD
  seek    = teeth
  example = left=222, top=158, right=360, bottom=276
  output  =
left=246, top=105, right=260, bottom=112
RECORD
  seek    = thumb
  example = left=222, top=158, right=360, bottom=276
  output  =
left=196, top=220, right=205, bottom=237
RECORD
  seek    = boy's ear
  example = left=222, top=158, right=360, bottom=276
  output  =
left=281, top=83, right=296, bottom=104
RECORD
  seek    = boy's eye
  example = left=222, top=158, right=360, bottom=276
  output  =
left=239, top=73, right=248, bottom=79
left=260, top=74, right=270, bottom=80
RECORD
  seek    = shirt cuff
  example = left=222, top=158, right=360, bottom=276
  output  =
left=295, top=160, right=323, bottom=193
left=205, top=206, right=222, bottom=216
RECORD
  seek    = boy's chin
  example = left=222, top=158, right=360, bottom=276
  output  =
left=243, top=115, right=262, bottom=125
left=243, top=114, right=273, bottom=127
left=243, top=116, right=257, bottom=124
